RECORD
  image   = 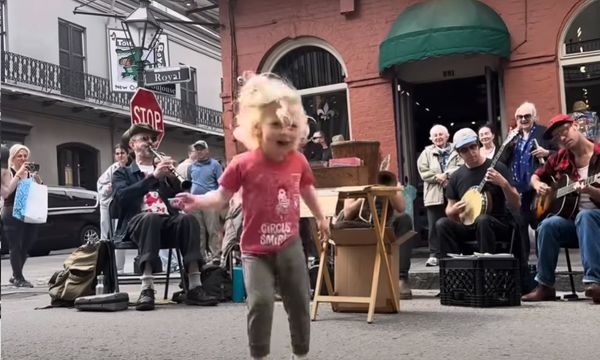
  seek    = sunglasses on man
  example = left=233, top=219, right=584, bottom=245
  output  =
left=516, top=114, right=533, bottom=121
left=133, top=135, right=158, bottom=143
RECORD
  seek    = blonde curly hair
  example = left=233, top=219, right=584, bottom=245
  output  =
left=234, top=72, right=309, bottom=150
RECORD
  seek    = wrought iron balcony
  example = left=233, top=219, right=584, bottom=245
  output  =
left=1, top=51, right=223, bottom=134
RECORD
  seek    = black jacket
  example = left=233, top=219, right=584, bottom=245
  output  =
left=111, top=162, right=183, bottom=242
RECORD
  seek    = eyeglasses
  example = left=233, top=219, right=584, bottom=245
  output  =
left=516, top=114, right=533, bottom=121
left=551, top=123, right=571, bottom=141
left=132, top=135, right=157, bottom=143
left=457, top=143, right=479, bottom=154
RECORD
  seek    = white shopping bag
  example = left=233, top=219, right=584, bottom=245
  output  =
left=23, top=181, right=48, bottom=224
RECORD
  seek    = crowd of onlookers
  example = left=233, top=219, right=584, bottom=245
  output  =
left=415, top=101, right=599, bottom=304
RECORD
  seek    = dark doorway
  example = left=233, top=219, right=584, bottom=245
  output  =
left=413, top=76, right=489, bottom=153
left=57, top=143, right=98, bottom=191
left=397, top=75, right=500, bottom=248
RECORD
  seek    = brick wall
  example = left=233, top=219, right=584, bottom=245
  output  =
left=220, top=0, right=587, bottom=165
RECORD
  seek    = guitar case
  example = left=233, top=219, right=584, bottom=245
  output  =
left=74, top=292, right=129, bottom=312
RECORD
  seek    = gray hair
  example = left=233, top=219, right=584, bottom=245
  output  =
left=429, top=124, right=449, bottom=138
left=515, top=101, right=537, bottom=120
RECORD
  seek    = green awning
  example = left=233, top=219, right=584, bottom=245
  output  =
left=379, top=0, right=510, bottom=72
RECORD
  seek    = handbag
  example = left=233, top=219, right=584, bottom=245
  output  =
left=12, top=178, right=48, bottom=224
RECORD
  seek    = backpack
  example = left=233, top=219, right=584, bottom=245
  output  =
left=48, top=240, right=117, bottom=307
left=200, top=264, right=233, bottom=302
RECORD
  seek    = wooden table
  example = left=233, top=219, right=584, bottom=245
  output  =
left=308, top=185, right=401, bottom=323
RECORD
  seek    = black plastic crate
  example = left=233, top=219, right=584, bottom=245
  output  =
left=440, top=256, right=521, bottom=307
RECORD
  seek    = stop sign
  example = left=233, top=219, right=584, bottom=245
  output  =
left=130, top=88, right=164, bottom=146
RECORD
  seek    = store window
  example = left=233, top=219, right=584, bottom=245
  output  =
left=57, top=143, right=98, bottom=191
left=560, top=0, right=600, bottom=141
left=271, top=45, right=349, bottom=142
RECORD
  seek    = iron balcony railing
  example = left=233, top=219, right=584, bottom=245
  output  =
left=1, top=51, right=223, bottom=134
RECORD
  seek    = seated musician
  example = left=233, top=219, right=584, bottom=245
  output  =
left=112, top=124, right=218, bottom=311
left=436, top=128, right=521, bottom=256
left=523, top=114, right=600, bottom=303
left=340, top=172, right=415, bottom=299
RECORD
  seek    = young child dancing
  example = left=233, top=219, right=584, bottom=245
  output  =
left=173, top=72, right=330, bottom=360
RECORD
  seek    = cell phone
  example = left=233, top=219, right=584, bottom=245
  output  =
left=26, top=163, right=40, bottom=172
left=531, top=139, right=545, bottom=165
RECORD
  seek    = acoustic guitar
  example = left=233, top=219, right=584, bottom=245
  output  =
left=459, top=131, right=520, bottom=225
left=531, top=172, right=600, bottom=228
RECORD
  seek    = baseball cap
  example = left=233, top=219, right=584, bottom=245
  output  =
left=543, top=114, right=574, bottom=140
left=453, top=128, right=479, bottom=149
left=193, top=140, right=208, bottom=149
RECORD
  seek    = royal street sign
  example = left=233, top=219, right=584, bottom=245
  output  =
left=144, top=66, right=191, bottom=86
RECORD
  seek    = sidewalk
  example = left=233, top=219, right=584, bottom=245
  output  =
left=408, top=247, right=585, bottom=292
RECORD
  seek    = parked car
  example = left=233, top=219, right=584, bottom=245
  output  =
left=1, top=186, right=100, bottom=256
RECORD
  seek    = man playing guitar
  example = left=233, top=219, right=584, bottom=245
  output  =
left=524, top=114, right=600, bottom=303
left=436, top=128, right=521, bottom=256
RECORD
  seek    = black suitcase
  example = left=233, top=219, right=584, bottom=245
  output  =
left=74, top=292, right=129, bottom=312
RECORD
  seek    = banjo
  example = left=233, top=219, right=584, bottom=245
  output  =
left=459, top=131, right=520, bottom=225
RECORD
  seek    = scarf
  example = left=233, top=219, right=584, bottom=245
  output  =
left=512, top=124, right=537, bottom=193
left=436, top=143, right=452, bottom=172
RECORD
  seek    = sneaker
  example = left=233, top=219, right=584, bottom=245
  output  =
left=398, top=279, right=412, bottom=300
left=13, top=278, right=34, bottom=288
left=290, top=354, right=307, bottom=360
left=425, top=256, right=438, bottom=267
left=135, top=288, right=156, bottom=311
left=185, top=286, right=219, bottom=306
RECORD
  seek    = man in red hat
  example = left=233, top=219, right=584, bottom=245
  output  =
left=524, top=114, right=600, bottom=303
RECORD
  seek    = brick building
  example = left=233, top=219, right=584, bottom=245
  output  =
left=218, top=0, right=599, bottom=185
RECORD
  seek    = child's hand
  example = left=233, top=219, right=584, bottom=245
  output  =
left=172, top=192, right=199, bottom=212
left=317, top=217, right=330, bottom=243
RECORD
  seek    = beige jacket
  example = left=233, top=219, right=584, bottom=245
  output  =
left=417, top=143, right=462, bottom=207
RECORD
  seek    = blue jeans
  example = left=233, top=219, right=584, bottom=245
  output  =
left=536, top=209, right=600, bottom=286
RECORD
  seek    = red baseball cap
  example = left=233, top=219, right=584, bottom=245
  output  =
left=543, top=114, right=574, bottom=140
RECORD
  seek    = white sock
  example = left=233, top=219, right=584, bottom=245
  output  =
left=188, top=272, right=202, bottom=289
left=140, top=275, right=154, bottom=290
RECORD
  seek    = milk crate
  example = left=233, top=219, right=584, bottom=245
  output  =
left=440, top=256, right=521, bottom=307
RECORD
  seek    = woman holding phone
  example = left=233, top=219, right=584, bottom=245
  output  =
left=1, top=144, right=42, bottom=287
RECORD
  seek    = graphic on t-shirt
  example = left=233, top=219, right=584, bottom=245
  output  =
left=138, top=165, right=168, bottom=214
left=257, top=174, right=301, bottom=247
left=276, top=187, right=290, bottom=218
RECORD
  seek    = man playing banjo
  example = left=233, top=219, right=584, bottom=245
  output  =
left=435, top=128, right=521, bottom=256
left=523, top=114, right=600, bottom=303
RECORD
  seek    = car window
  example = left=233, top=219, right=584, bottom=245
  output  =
left=48, top=189, right=71, bottom=208
left=67, top=190, right=97, bottom=207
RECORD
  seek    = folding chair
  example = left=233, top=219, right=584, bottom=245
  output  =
left=533, top=228, right=581, bottom=301
left=107, top=206, right=188, bottom=300
left=562, top=245, right=580, bottom=300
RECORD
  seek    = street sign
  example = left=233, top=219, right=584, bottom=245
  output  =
left=130, top=88, right=164, bottom=146
left=148, top=84, right=176, bottom=96
left=144, top=66, right=191, bottom=86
